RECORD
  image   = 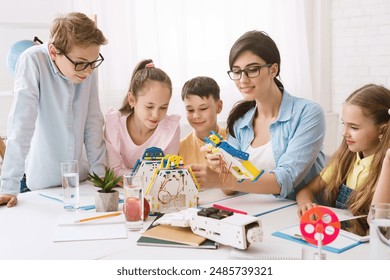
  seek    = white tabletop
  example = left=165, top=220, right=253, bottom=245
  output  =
left=0, top=182, right=369, bottom=260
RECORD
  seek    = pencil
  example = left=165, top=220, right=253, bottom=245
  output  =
left=76, top=211, right=122, bottom=223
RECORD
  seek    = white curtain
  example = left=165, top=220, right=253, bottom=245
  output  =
left=72, top=0, right=321, bottom=123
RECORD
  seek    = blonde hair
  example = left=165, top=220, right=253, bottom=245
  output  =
left=324, top=84, right=390, bottom=217
left=49, top=12, right=107, bottom=53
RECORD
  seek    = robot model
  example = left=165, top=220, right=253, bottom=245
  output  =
left=133, top=147, right=199, bottom=214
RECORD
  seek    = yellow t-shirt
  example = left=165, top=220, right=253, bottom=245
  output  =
left=321, top=153, right=374, bottom=190
left=179, top=128, right=227, bottom=166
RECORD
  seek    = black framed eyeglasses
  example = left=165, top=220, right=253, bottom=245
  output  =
left=60, top=50, right=104, bottom=71
left=227, top=64, right=272, bottom=81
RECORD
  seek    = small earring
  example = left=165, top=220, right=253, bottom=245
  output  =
left=379, top=135, right=383, bottom=142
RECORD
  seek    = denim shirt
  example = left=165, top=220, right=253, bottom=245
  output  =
left=228, top=91, right=325, bottom=199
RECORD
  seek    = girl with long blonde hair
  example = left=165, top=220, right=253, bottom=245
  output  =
left=297, top=84, right=390, bottom=234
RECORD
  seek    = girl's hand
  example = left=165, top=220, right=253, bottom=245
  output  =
left=297, top=202, right=318, bottom=218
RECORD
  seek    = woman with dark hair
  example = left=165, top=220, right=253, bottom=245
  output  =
left=192, top=31, right=325, bottom=199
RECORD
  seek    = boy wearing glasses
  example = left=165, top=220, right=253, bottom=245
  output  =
left=0, top=12, right=107, bottom=207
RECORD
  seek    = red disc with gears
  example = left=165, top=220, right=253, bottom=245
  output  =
left=299, top=206, right=340, bottom=246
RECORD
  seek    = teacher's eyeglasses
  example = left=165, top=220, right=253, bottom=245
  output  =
left=227, top=64, right=272, bottom=81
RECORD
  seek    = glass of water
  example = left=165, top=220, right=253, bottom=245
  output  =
left=370, top=203, right=390, bottom=259
left=123, top=173, right=144, bottom=231
left=61, top=160, right=80, bottom=211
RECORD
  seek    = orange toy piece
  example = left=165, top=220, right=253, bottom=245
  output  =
left=299, top=206, right=340, bottom=246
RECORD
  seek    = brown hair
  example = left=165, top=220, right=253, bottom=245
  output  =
left=181, top=76, right=220, bottom=101
left=324, top=84, right=390, bottom=217
left=49, top=12, right=107, bottom=53
left=119, top=59, right=172, bottom=114
left=227, top=31, right=283, bottom=137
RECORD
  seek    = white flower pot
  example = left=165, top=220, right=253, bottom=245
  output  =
left=95, top=190, right=119, bottom=212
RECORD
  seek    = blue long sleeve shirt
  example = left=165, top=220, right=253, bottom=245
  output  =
left=0, top=43, right=106, bottom=195
left=228, top=91, right=325, bottom=199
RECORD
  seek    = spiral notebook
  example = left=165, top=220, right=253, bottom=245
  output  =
left=137, top=214, right=218, bottom=249
left=52, top=212, right=127, bottom=242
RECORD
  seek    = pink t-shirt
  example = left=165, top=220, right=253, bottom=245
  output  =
left=104, top=108, right=180, bottom=176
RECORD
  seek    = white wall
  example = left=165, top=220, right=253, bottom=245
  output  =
left=331, top=0, right=390, bottom=145
left=0, top=0, right=73, bottom=90
left=0, top=0, right=72, bottom=136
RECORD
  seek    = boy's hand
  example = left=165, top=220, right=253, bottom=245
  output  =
left=189, top=164, right=221, bottom=188
left=0, top=194, right=17, bottom=207
left=221, top=189, right=237, bottom=195
left=190, top=164, right=236, bottom=192
left=200, top=145, right=223, bottom=172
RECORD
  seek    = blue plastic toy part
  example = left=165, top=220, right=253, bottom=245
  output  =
left=131, top=158, right=141, bottom=173
left=203, top=130, right=223, bottom=146
left=251, top=169, right=265, bottom=182
left=142, top=147, right=164, bottom=160
left=218, top=142, right=249, bottom=160
left=204, top=130, right=249, bottom=160
left=132, top=147, right=165, bottom=174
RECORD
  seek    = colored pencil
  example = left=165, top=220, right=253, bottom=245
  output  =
left=212, top=204, right=247, bottom=215
left=76, top=211, right=122, bottom=223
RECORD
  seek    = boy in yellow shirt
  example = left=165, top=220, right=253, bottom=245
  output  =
left=179, top=76, right=227, bottom=166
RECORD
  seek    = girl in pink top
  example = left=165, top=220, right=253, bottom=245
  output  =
left=104, top=59, right=180, bottom=177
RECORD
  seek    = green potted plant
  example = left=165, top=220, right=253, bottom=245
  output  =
left=88, top=168, right=122, bottom=212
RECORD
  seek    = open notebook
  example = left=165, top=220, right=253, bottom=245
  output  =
left=52, top=211, right=127, bottom=242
